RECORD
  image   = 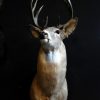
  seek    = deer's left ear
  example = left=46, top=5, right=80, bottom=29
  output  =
left=60, top=17, right=78, bottom=39
left=29, top=24, right=42, bottom=38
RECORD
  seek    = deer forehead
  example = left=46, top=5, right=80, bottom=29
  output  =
left=43, top=27, right=59, bottom=34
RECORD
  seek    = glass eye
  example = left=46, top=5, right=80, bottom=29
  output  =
left=55, top=30, right=60, bottom=34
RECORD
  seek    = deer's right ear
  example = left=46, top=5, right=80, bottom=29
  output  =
left=29, top=25, right=42, bottom=38
left=60, top=17, right=78, bottom=39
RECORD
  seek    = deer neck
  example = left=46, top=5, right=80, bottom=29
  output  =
left=39, top=42, right=66, bottom=63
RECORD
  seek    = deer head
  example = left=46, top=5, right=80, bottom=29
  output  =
left=30, top=0, right=78, bottom=51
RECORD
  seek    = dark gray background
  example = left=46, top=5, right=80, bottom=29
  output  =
left=0, top=0, right=100, bottom=100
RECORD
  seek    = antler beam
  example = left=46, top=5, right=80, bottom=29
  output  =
left=31, top=0, right=44, bottom=27
left=31, top=0, right=48, bottom=28
left=65, top=0, right=74, bottom=18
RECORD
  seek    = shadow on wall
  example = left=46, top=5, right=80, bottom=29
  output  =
left=0, top=0, right=3, bottom=7
left=0, top=0, right=7, bottom=66
left=0, top=27, right=7, bottom=65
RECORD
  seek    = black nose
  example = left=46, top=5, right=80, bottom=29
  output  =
left=39, top=32, right=48, bottom=39
left=39, top=33, right=44, bottom=39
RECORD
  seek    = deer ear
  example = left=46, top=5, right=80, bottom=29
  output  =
left=60, top=17, right=78, bottom=39
left=29, top=25, right=42, bottom=38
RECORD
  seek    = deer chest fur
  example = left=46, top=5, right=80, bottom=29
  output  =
left=36, top=46, right=67, bottom=96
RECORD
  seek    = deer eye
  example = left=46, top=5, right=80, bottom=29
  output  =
left=55, top=30, right=60, bottom=34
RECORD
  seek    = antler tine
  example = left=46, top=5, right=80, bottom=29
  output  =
left=35, top=5, right=44, bottom=26
left=44, top=16, right=48, bottom=28
left=64, top=0, right=73, bottom=18
left=31, top=0, right=44, bottom=27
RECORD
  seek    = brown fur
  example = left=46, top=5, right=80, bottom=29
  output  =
left=30, top=47, right=67, bottom=100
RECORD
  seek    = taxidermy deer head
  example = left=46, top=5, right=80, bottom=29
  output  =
left=30, top=0, right=78, bottom=100
left=30, top=0, right=78, bottom=48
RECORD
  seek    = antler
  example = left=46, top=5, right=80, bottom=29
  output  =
left=58, top=0, right=74, bottom=28
left=31, top=0, right=48, bottom=28
left=65, top=0, right=73, bottom=18
left=31, top=0, right=73, bottom=28
left=31, top=0, right=43, bottom=27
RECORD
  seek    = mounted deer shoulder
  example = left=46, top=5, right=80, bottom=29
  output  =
left=30, top=0, right=78, bottom=100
